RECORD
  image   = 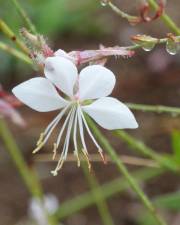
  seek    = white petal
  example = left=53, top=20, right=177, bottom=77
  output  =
left=82, top=97, right=138, bottom=130
left=12, top=77, right=68, bottom=112
left=79, top=65, right=115, bottom=100
left=54, top=49, right=68, bottom=58
left=44, top=56, right=78, bottom=97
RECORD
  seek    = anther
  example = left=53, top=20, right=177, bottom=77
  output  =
left=52, top=143, right=57, bottom=160
left=33, top=141, right=44, bottom=154
left=36, top=133, right=44, bottom=146
left=98, top=148, right=107, bottom=164
left=51, top=170, right=58, bottom=176
left=82, top=149, right=91, bottom=171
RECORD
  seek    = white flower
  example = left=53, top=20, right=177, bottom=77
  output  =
left=28, top=194, right=59, bottom=225
left=12, top=56, right=138, bottom=175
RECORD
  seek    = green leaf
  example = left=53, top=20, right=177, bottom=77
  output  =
left=137, top=211, right=157, bottom=225
left=154, top=191, right=180, bottom=211
left=172, top=130, right=180, bottom=163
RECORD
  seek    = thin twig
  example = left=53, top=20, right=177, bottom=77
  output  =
left=0, top=119, right=58, bottom=225
left=86, top=116, right=168, bottom=225
left=108, top=1, right=140, bottom=24
left=0, top=19, right=29, bottom=54
left=113, top=130, right=178, bottom=172
left=127, top=103, right=180, bottom=116
left=11, top=0, right=37, bottom=35
left=34, top=153, right=158, bottom=168
left=82, top=161, right=115, bottom=225
left=0, top=41, right=32, bottom=64
left=148, top=0, right=180, bottom=35
left=54, top=167, right=164, bottom=219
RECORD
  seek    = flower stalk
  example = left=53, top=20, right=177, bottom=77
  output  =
left=0, top=41, right=32, bottom=64
left=113, top=130, right=179, bottom=172
left=0, top=19, right=29, bottom=54
left=148, top=0, right=180, bottom=35
left=55, top=167, right=164, bottom=220
left=127, top=103, right=180, bottom=115
left=0, top=118, right=58, bottom=225
left=11, top=0, right=38, bottom=35
left=86, top=115, right=168, bottom=225
left=82, top=161, right=115, bottom=225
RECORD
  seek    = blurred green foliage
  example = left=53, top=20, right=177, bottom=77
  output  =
left=0, top=0, right=107, bottom=84
left=0, top=0, right=104, bottom=36
left=172, top=130, right=180, bottom=164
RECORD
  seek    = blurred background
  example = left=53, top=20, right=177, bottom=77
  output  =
left=0, top=0, right=180, bottom=225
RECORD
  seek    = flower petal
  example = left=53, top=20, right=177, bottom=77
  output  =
left=44, top=56, right=78, bottom=97
left=12, top=77, right=68, bottom=112
left=82, top=97, right=138, bottom=130
left=79, top=65, right=115, bottom=100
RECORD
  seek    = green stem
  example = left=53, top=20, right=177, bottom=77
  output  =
left=0, top=41, right=32, bottom=65
left=86, top=116, right=167, bottom=225
left=127, top=103, right=180, bottom=115
left=148, top=0, right=180, bottom=35
left=55, top=167, right=163, bottom=219
left=82, top=162, right=115, bottom=225
left=108, top=2, right=139, bottom=24
left=113, top=130, right=178, bottom=172
left=0, top=119, right=57, bottom=225
left=11, top=0, right=37, bottom=35
left=0, top=119, right=42, bottom=198
left=0, top=19, right=29, bottom=54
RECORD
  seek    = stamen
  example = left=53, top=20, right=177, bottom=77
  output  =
left=77, top=106, right=88, bottom=154
left=51, top=106, right=76, bottom=175
left=36, top=133, right=44, bottom=146
left=43, top=105, right=70, bottom=143
left=33, top=141, right=44, bottom=154
left=44, top=104, right=70, bottom=136
left=73, top=109, right=80, bottom=167
left=64, top=107, right=76, bottom=160
left=79, top=107, right=106, bottom=163
left=52, top=143, right=57, bottom=160
left=33, top=105, right=70, bottom=154
left=98, top=148, right=107, bottom=164
left=82, top=148, right=91, bottom=171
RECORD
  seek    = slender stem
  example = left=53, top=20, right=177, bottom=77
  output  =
left=108, top=0, right=180, bottom=35
left=108, top=2, right=139, bottom=24
left=127, top=103, right=180, bottom=115
left=148, top=0, right=180, bottom=35
left=0, top=119, right=43, bottom=198
left=86, top=116, right=167, bottom=225
left=0, top=119, right=57, bottom=225
left=113, top=130, right=178, bottom=172
left=82, top=162, right=115, bottom=225
left=0, top=41, right=32, bottom=65
left=34, top=153, right=158, bottom=167
left=11, top=0, right=37, bottom=35
left=55, top=167, right=164, bottom=219
left=0, top=19, right=29, bottom=54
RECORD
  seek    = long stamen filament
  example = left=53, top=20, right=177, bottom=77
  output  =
left=77, top=106, right=91, bottom=170
left=79, top=106, right=106, bottom=164
left=73, top=109, right=80, bottom=167
left=51, top=106, right=76, bottom=175
left=33, top=105, right=69, bottom=154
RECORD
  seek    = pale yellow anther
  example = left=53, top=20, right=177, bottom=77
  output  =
left=33, top=141, right=44, bottom=154
left=98, top=148, right=107, bottom=164
left=52, top=143, right=57, bottom=160
left=36, top=133, right=45, bottom=146
left=74, top=150, right=81, bottom=167
left=82, top=149, right=91, bottom=171
left=51, top=170, right=58, bottom=176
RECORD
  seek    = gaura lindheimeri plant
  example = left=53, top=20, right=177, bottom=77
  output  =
left=12, top=56, right=138, bottom=175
